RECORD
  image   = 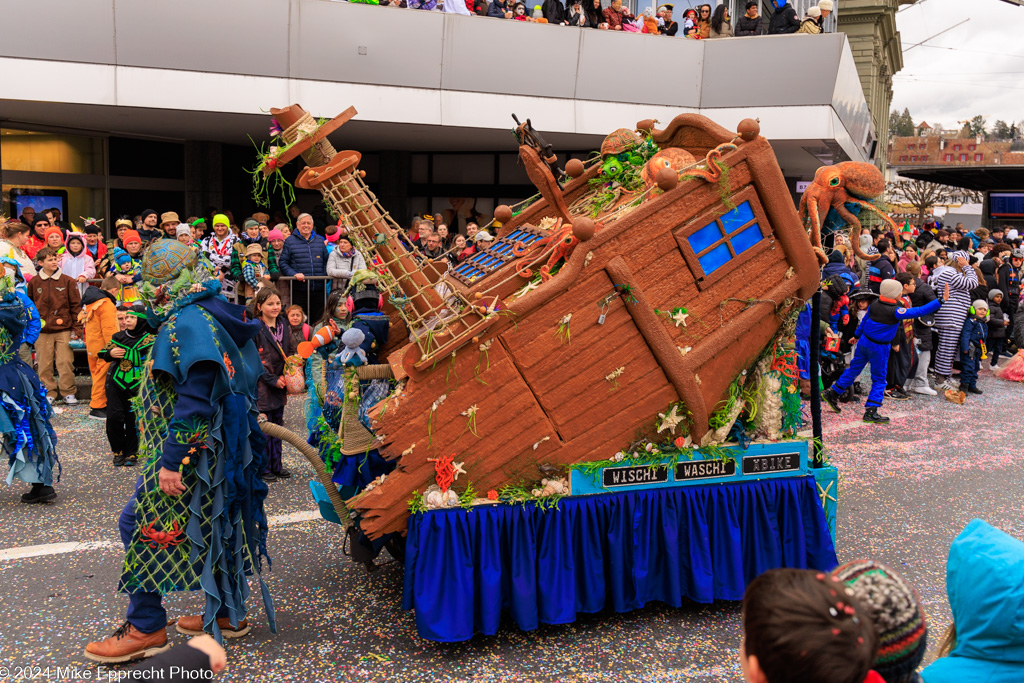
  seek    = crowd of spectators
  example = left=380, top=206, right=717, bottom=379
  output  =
left=811, top=220, right=1023, bottom=406
left=352, top=0, right=834, bottom=38
left=0, top=205, right=496, bottom=411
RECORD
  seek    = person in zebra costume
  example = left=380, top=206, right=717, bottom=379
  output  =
left=929, top=251, right=978, bottom=392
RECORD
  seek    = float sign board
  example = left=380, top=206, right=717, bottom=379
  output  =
left=602, top=464, right=669, bottom=488
left=742, top=453, right=801, bottom=476
left=675, top=459, right=736, bottom=481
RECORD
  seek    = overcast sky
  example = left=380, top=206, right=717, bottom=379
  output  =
left=891, top=0, right=1023, bottom=131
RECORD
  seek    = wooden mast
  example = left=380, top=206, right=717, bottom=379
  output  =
left=270, top=104, right=490, bottom=368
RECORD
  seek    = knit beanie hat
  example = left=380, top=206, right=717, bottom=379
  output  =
left=140, top=209, right=157, bottom=222
left=176, top=224, right=192, bottom=238
left=212, top=213, right=230, bottom=228
left=972, top=299, right=989, bottom=311
left=122, top=230, right=142, bottom=247
left=988, top=289, right=1004, bottom=302
left=243, top=219, right=259, bottom=231
left=879, top=279, right=902, bottom=300
left=44, top=226, right=64, bottom=243
left=832, top=560, right=926, bottom=683
left=267, top=228, right=285, bottom=242
left=807, top=6, right=820, bottom=17
left=818, top=0, right=833, bottom=9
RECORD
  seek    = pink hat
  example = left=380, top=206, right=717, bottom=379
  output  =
left=267, top=228, right=285, bottom=242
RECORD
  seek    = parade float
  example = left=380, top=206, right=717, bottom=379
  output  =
left=258, top=104, right=840, bottom=642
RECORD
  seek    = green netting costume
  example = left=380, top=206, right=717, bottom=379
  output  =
left=94, top=240, right=275, bottom=646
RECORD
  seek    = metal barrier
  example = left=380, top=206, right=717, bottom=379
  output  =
left=81, top=275, right=336, bottom=321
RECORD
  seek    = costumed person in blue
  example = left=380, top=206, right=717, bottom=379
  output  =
left=822, top=278, right=948, bottom=424
left=85, top=240, right=275, bottom=664
left=0, top=267, right=59, bottom=503
left=0, top=257, right=42, bottom=365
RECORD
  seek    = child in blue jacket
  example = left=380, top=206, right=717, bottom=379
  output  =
left=958, top=299, right=988, bottom=395
left=823, top=278, right=947, bottom=424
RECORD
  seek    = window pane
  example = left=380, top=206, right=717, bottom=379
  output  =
left=688, top=221, right=724, bottom=254
left=720, top=201, right=756, bottom=233
left=698, top=243, right=733, bottom=275
left=732, top=223, right=764, bottom=255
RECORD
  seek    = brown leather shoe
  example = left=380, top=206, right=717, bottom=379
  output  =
left=176, top=614, right=250, bottom=638
left=84, top=622, right=169, bottom=663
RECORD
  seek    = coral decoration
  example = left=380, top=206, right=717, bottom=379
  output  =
left=139, top=520, right=186, bottom=551
left=428, top=453, right=457, bottom=493
left=770, top=347, right=800, bottom=380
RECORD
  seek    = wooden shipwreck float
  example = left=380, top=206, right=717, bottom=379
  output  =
left=267, top=104, right=819, bottom=539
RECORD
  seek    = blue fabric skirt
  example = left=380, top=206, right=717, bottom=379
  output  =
left=1, top=360, right=59, bottom=487
left=403, top=475, right=837, bottom=642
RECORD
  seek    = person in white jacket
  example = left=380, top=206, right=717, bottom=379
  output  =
left=326, top=236, right=367, bottom=292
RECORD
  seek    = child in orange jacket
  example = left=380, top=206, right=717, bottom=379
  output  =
left=79, top=277, right=120, bottom=420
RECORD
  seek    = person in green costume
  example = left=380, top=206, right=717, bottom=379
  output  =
left=85, top=240, right=274, bottom=664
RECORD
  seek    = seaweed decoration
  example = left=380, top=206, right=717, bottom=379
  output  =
left=461, top=404, right=479, bottom=438
left=555, top=313, right=572, bottom=345
left=248, top=138, right=298, bottom=211
left=474, top=340, right=492, bottom=385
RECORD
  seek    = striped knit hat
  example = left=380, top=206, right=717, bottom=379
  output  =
left=832, top=560, right=927, bottom=683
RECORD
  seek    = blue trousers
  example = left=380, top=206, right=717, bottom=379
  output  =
left=831, top=338, right=889, bottom=408
left=118, top=477, right=227, bottom=634
left=959, top=351, right=979, bottom=389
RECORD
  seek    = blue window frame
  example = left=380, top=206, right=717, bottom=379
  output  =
left=685, top=201, right=764, bottom=277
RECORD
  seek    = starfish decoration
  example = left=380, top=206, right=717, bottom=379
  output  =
left=671, top=309, right=690, bottom=328
left=515, top=279, right=541, bottom=298
left=817, top=480, right=836, bottom=508
left=657, top=405, right=685, bottom=434
left=452, top=461, right=467, bottom=481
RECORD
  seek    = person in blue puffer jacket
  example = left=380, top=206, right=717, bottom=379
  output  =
left=823, top=279, right=946, bottom=424
left=922, top=519, right=1024, bottom=683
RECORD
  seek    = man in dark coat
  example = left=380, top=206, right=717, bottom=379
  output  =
left=735, top=1, right=762, bottom=35
left=278, top=212, right=329, bottom=323
left=767, top=0, right=799, bottom=34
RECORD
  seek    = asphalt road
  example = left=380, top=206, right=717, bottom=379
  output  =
left=0, top=367, right=1020, bottom=683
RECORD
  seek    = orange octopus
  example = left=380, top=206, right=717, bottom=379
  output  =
left=798, top=161, right=898, bottom=265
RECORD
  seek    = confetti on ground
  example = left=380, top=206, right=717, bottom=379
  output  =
left=0, top=369, right=1021, bottom=682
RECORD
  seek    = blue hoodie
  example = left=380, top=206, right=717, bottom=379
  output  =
left=922, top=519, right=1024, bottom=683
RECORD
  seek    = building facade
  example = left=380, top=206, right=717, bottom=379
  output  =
left=2, top=1, right=886, bottom=235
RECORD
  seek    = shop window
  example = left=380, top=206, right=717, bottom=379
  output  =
left=1, top=129, right=103, bottom=174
